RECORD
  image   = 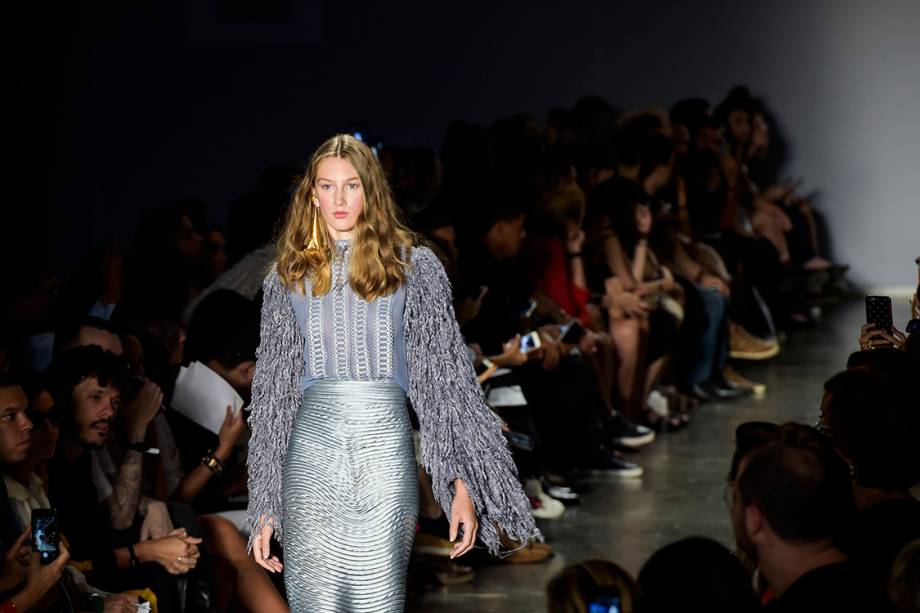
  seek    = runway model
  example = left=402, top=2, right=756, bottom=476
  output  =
left=245, top=134, right=542, bottom=612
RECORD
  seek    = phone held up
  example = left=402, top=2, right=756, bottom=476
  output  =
left=519, top=331, right=542, bottom=353
left=31, top=508, right=60, bottom=565
left=559, top=319, right=587, bottom=345
left=865, top=295, right=893, bottom=333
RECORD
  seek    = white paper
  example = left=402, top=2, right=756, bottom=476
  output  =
left=486, top=384, right=528, bottom=407
left=171, top=361, right=244, bottom=435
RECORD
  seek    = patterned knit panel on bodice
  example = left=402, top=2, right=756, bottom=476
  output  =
left=287, top=239, right=409, bottom=393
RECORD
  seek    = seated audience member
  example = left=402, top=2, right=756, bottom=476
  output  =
left=45, top=346, right=201, bottom=611
left=169, top=289, right=257, bottom=514
left=546, top=559, right=638, bottom=613
left=637, top=536, right=759, bottom=613
left=728, top=423, right=880, bottom=611
left=53, top=315, right=124, bottom=356
left=889, top=539, right=920, bottom=613
left=585, top=177, right=685, bottom=429
left=0, top=376, right=53, bottom=610
left=821, top=369, right=920, bottom=605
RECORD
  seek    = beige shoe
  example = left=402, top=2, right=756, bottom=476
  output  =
left=723, top=365, right=766, bottom=397
left=729, top=322, right=780, bottom=360
left=501, top=541, right=554, bottom=564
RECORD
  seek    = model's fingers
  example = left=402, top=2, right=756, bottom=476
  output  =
left=448, top=513, right=459, bottom=543
left=461, top=519, right=475, bottom=554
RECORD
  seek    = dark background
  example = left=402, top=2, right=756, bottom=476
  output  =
left=12, top=0, right=920, bottom=289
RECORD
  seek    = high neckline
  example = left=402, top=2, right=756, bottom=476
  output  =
left=334, top=238, right=352, bottom=252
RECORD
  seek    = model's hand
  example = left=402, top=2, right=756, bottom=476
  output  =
left=139, top=500, right=174, bottom=541
left=251, top=516, right=283, bottom=573
left=449, top=479, right=478, bottom=559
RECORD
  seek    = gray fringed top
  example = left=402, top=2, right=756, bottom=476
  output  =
left=245, top=244, right=543, bottom=556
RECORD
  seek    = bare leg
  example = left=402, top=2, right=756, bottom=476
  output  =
left=198, top=514, right=288, bottom=613
left=584, top=331, right=616, bottom=413
left=610, top=318, right=642, bottom=422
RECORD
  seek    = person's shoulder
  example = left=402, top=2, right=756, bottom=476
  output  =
left=261, top=262, right=287, bottom=296
left=408, top=244, right=447, bottom=276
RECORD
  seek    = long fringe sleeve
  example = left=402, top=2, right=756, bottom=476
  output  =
left=404, top=246, right=543, bottom=555
left=245, top=268, right=304, bottom=553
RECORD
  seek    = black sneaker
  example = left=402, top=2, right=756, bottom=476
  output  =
left=583, top=448, right=643, bottom=478
left=606, top=412, right=656, bottom=449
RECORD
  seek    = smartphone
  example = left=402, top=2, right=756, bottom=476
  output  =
left=865, top=295, right=893, bottom=332
left=520, top=299, right=538, bottom=319
left=31, top=508, right=60, bottom=565
left=559, top=320, right=587, bottom=345
left=475, top=358, right=498, bottom=381
left=503, top=430, right=535, bottom=451
left=520, top=331, right=542, bottom=353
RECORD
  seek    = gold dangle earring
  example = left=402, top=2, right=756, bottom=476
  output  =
left=306, top=192, right=322, bottom=252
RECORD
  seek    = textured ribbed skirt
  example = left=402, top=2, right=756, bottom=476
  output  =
left=282, top=379, right=420, bottom=612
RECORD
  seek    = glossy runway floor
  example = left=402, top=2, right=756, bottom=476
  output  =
left=410, top=298, right=908, bottom=612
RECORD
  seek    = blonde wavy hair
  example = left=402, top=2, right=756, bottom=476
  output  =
left=276, top=134, right=416, bottom=301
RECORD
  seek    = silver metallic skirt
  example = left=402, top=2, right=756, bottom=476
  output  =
left=282, top=379, right=420, bottom=612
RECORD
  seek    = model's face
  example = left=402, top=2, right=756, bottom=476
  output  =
left=313, top=157, right=365, bottom=240
left=0, top=385, right=32, bottom=465
left=71, top=377, right=120, bottom=449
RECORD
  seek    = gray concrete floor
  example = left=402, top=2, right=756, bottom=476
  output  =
left=409, top=298, right=910, bottom=612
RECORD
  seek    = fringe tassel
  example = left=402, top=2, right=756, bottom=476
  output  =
left=245, top=268, right=304, bottom=553
left=405, top=247, right=544, bottom=555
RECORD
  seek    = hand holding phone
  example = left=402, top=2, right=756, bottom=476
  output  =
left=519, top=331, right=543, bottom=353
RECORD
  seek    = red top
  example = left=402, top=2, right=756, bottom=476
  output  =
left=529, top=237, right=593, bottom=326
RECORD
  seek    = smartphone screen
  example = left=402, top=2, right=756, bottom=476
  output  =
left=31, top=508, right=60, bottom=565
left=865, top=295, right=893, bottom=332
left=520, top=331, right=541, bottom=353
left=588, top=595, right=621, bottom=613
